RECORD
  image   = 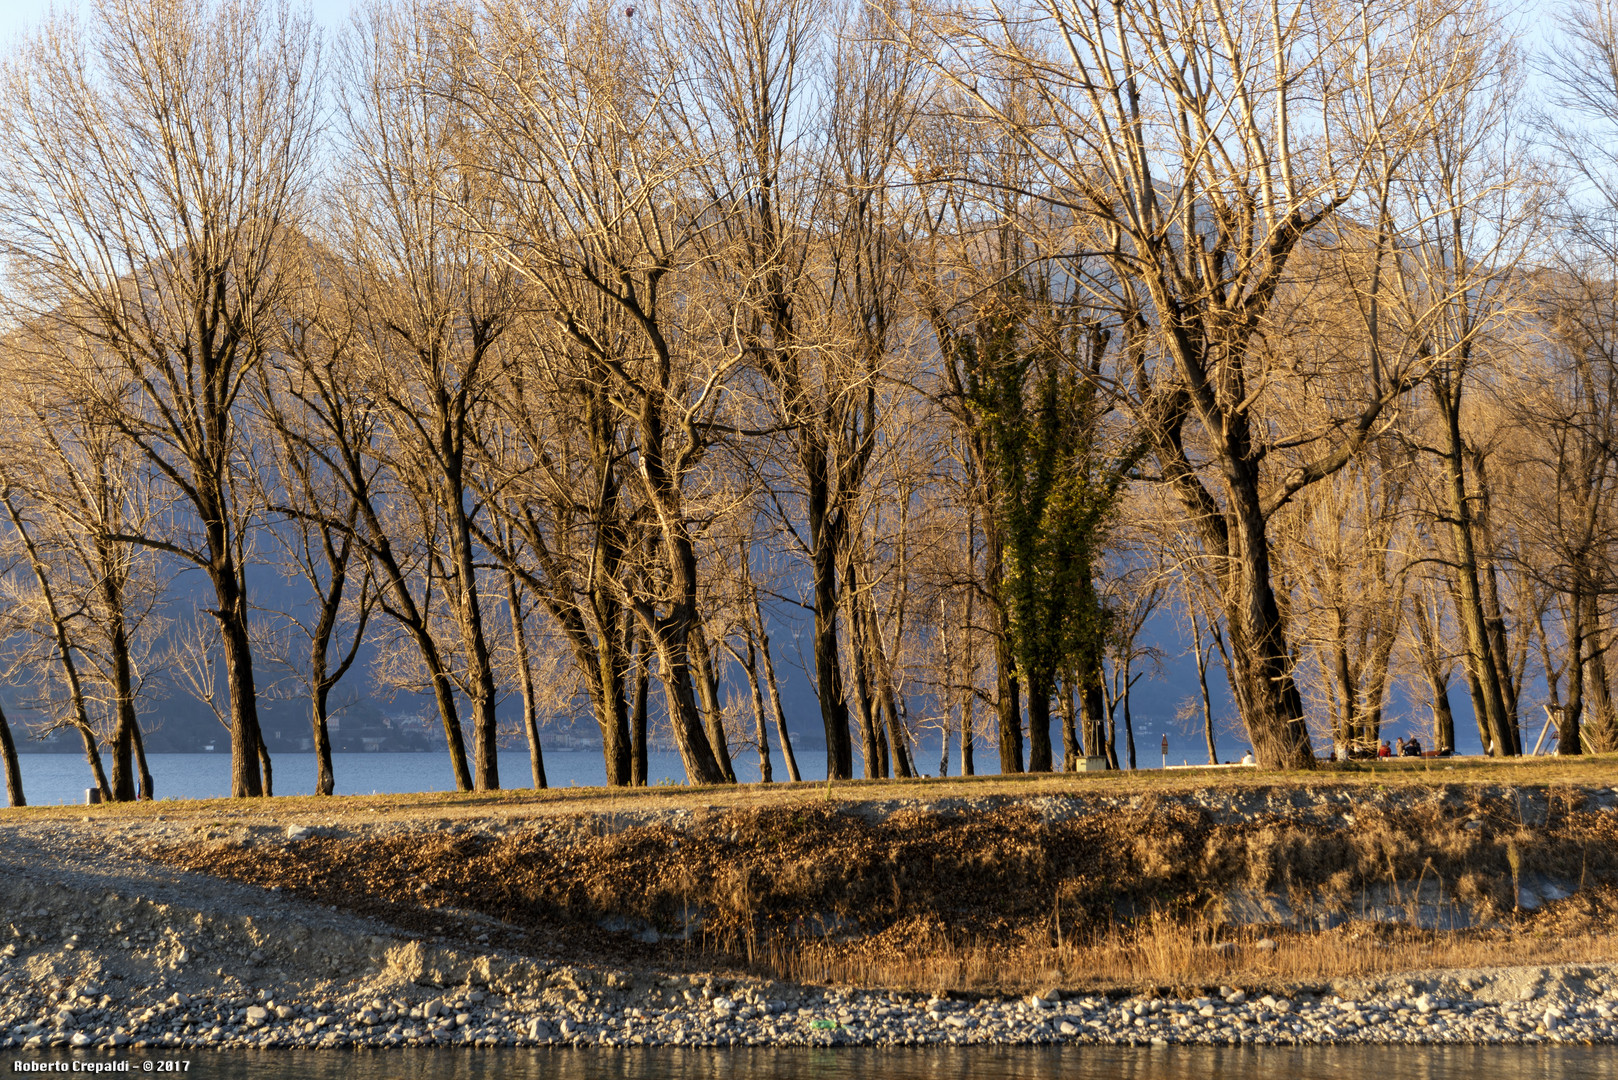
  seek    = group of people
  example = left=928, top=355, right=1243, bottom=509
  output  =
left=1377, top=736, right=1425, bottom=758
left=1341, top=734, right=1428, bottom=760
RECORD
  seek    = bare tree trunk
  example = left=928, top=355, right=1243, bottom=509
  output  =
left=859, top=582, right=914, bottom=779
left=1472, top=453, right=1523, bottom=751
left=638, top=606, right=728, bottom=785
left=1120, top=660, right=1140, bottom=770
left=1220, top=478, right=1315, bottom=769
left=104, top=580, right=140, bottom=802
left=960, top=690, right=976, bottom=776
left=844, top=566, right=883, bottom=778
left=1429, top=672, right=1457, bottom=755
left=808, top=454, right=854, bottom=780
left=441, top=485, right=501, bottom=792
left=1080, top=673, right=1108, bottom=768
left=0, top=702, right=23, bottom=807
left=1102, top=686, right=1120, bottom=771
left=367, top=512, right=471, bottom=789
left=1332, top=630, right=1356, bottom=753
left=1584, top=591, right=1616, bottom=752
left=1191, top=614, right=1219, bottom=765
left=131, top=721, right=152, bottom=800
left=629, top=620, right=649, bottom=787
left=988, top=522, right=1023, bottom=772
left=506, top=572, right=547, bottom=790
left=1563, top=589, right=1586, bottom=756
left=1435, top=381, right=1516, bottom=757
left=1362, top=630, right=1398, bottom=750
left=1026, top=688, right=1053, bottom=773
left=739, top=636, right=772, bottom=784
left=752, top=589, right=799, bottom=783
left=216, top=594, right=266, bottom=798
left=305, top=539, right=365, bottom=799
left=591, top=629, right=634, bottom=787
left=688, top=625, right=737, bottom=784
left=957, top=683, right=970, bottom=777
left=1059, top=672, right=1079, bottom=770
left=258, top=735, right=274, bottom=798
left=310, top=682, right=335, bottom=796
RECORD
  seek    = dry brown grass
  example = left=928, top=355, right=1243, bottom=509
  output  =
left=767, top=905, right=1618, bottom=994
left=148, top=782, right=1618, bottom=995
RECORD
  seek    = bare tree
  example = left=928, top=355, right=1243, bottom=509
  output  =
left=0, top=342, right=166, bottom=801
left=450, top=0, right=736, bottom=784
left=907, top=0, right=1512, bottom=767
left=0, top=0, right=322, bottom=796
left=333, top=0, right=521, bottom=791
left=259, top=371, right=377, bottom=796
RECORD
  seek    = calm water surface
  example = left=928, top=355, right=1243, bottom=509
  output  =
left=14, top=750, right=763, bottom=804
left=14, top=726, right=1251, bottom=805
left=2, top=1046, right=1614, bottom=1079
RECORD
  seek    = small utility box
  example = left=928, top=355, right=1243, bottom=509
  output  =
left=1079, top=756, right=1110, bottom=772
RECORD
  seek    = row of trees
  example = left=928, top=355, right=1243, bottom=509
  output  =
left=1, top=0, right=1616, bottom=806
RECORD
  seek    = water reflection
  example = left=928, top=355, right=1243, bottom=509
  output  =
left=7, top=1046, right=1613, bottom=1079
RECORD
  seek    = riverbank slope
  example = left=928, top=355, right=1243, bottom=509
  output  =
left=2, top=757, right=1616, bottom=1050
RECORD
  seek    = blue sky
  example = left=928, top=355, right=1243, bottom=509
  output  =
left=0, top=0, right=358, bottom=43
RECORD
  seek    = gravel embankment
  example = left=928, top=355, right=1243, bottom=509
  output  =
left=1, top=800, right=1616, bottom=1051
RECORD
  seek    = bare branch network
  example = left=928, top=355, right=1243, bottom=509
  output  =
left=0, top=0, right=1612, bottom=805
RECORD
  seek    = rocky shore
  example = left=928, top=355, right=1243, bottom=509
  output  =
left=5, top=956, right=1617, bottom=1051
left=2, top=778, right=1616, bottom=1053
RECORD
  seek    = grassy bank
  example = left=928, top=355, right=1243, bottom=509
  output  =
left=84, top=754, right=1617, bottom=996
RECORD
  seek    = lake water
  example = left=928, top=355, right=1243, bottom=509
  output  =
left=1, top=1045, right=1611, bottom=1079
left=8, top=727, right=1245, bottom=805
left=11, top=749, right=819, bottom=805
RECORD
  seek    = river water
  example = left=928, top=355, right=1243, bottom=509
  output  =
left=3, top=1046, right=1612, bottom=1078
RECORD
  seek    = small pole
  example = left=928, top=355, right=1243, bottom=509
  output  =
left=1160, top=734, right=1169, bottom=770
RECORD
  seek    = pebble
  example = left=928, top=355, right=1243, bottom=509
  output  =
left=5, top=974, right=1614, bottom=1050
